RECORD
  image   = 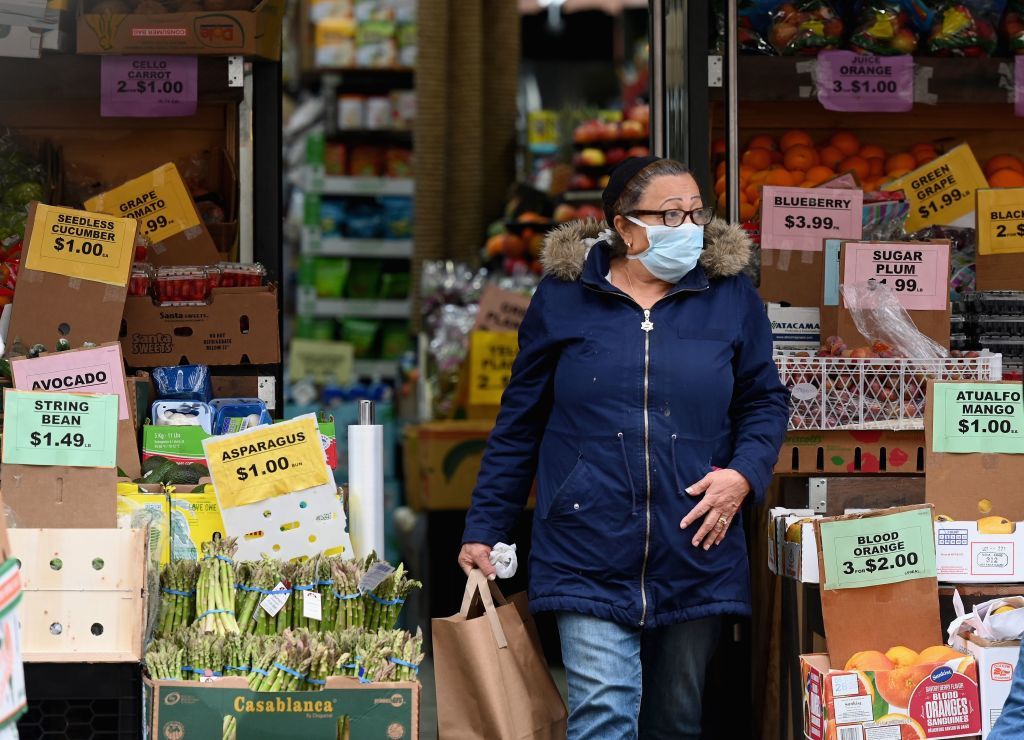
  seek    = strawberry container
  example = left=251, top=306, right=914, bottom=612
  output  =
left=215, top=262, right=265, bottom=288
left=775, top=353, right=1003, bottom=430
left=155, top=266, right=210, bottom=305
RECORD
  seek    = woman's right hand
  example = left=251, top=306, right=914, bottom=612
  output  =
left=458, top=542, right=496, bottom=580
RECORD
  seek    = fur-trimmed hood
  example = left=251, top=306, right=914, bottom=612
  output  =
left=540, top=218, right=752, bottom=282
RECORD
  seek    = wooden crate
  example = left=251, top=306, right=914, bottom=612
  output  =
left=10, top=528, right=147, bottom=662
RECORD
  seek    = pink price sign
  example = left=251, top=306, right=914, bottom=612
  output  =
left=843, top=242, right=950, bottom=311
left=100, top=56, right=198, bottom=118
left=761, top=186, right=863, bottom=252
left=1016, top=56, right=1024, bottom=118
left=816, top=51, right=914, bottom=113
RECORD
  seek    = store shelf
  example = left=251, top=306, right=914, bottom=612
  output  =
left=562, top=189, right=604, bottom=202
left=709, top=56, right=1014, bottom=105
left=298, top=168, right=415, bottom=196
left=309, top=298, right=411, bottom=319
left=304, top=236, right=414, bottom=258
left=353, top=359, right=400, bottom=378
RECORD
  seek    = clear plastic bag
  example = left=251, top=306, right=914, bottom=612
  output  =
left=713, top=0, right=777, bottom=55
left=849, top=0, right=926, bottom=55
left=767, top=0, right=844, bottom=55
left=1002, top=0, right=1024, bottom=53
left=842, top=280, right=949, bottom=359
left=925, top=0, right=1003, bottom=56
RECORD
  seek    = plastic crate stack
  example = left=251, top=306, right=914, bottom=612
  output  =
left=959, top=292, right=1024, bottom=378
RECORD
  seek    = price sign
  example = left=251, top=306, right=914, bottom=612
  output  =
left=203, top=415, right=332, bottom=509
left=1016, top=56, right=1024, bottom=118
left=816, top=51, right=914, bottom=113
left=84, top=163, right=201, bottom=246
left=468, top=331, right=519, bottom=406
left=884, top=144, right=988, bottom=232
left=287, top=339, right=354, bottom=385
left=931, top=382, right=1024, bottom=455
left=527, top=110, right=559, bottom=154
left=23, top=204, right=136, bottom=287
left=761, top=186, right=863, bottom=251
left=11, top=344, right=131, bottom=421
left=819, top=507, right=936, bottom=590
left=1, top=390, right=119, bottom=468
left=842, top=242, right=949, bottom=311
left=976, top=187, right=1024, bottom=256
left=100, top=56, right=198, bottom=118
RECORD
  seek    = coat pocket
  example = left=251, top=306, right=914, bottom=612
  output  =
left=542, top=454, right=594, bottom=521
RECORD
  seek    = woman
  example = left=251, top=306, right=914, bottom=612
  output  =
left=459, top=156, right=789, bottom=739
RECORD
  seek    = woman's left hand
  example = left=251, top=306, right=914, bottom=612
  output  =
left=679, top=469, right=751, bottom=550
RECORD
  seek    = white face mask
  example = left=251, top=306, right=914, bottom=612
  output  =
left=625, top=217, right=704, bottom=283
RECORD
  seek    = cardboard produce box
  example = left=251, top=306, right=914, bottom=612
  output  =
left=775, top=429, right=925, bottom=474
left=767, top=305, right=820, bottom=353
left=403, top=420, right=492, bottom=511
left=120, top=284, right=280, bottom=367
left=144, top=676, right=419, bottom=739
left=952, top=632, right=1019, bottom=738
left=76, top=0, right=285, bottom=59
left=935, top=519, right=1024, bottom=584
left=759, top=247, right=826, bottom=308
left=767, top=507, right=821, bottom=583
left=801, top=505, right=982, bottom=739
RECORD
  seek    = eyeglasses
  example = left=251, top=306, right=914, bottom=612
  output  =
left=627, top=207, right=715, bottom=227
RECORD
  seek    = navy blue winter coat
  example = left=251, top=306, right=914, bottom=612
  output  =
left=462, top=219, right=790, bottom=628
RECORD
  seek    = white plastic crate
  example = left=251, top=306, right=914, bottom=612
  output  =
left=775, top=353, right=1003, bottom=431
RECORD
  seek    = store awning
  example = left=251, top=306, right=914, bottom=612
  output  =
left=519, top=0, right=648, bottom=14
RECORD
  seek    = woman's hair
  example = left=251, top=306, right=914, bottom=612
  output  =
left=605, top=158, right=693, bottom=257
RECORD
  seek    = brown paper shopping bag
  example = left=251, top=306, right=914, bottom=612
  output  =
left=433, top=570, right=568, bottom=739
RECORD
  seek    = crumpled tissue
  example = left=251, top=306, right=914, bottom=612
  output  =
left=489, top=542, right=518, bottom=579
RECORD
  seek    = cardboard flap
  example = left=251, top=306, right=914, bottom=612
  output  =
left=815, top=504, right=942, bottom=668
left=0, top=464, right=116, bottom=528
left=759, top=248, right=825, bottom=306
left=925, top=379, right=1024, bottom=521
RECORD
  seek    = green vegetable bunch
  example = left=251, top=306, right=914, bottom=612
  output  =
left=156, top=560, right=199, bottom=638
left=197, top=538, right=240, bottom=636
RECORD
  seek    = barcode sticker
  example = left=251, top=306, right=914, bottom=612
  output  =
left=864, top=725, right=902, bottom=740
left=838, top=726, right=864, bottom=740
left=260, top=581, right=289, bottom=617
left=830, top=673, right=861, bottom=697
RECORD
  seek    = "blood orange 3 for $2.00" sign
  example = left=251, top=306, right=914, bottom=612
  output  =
left=842, top=242, right=950, bottom=311
left=760, top=186, right=863, bottom=251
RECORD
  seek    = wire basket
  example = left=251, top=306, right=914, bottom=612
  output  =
left=775, top=353, right=1004, bottom=431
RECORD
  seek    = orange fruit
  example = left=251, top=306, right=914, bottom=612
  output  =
left=739, top=165, right=756, bottom=183
left=860, top=144, right=887, bottom=160
left=916, top=645, right=964, bottom=665
left=985, top=154, right=1024, bottom=178
left=887, top=168, right=912, bottom=180
left=784, top=144, right=819, bottom=171
left=804, top=165, right=836, bottom=184
left=747, top=134, right=776, bottom=151
left=912, top=144, right=938, bottom=163
left=715, top=175, right=727, bottom=196
left=765, top=169, right=796, bottom=187
left=770, top=150, right=785, bottom=165
left=742, top=148, right=773, bottom=170
left=750, top=170, right=769, bottom=184
left=739, top=201, right=756, bottom=221
left=989, top=169, right=1024, bottom=188
left=712, top=138, right=726, bottom=155
left=916, top=153, right=936, bottom=166
left=845, top=650, right=894, bottom=672
left=839, top=156, right=870, bottom=181
left=885, top=646, right=920, bottom=668
left=867, top=158, right=885, bottom=177
left=877, top=664, right=934, bottom=709
left=886, top=153, right=917, bottom=175
left=780, top=129, right=814, bottom=151
left=745, top=182, right=764, bottom=203
left=819, top=146, right=844, bottom=169
left=830, top=131, right=861, bottom=157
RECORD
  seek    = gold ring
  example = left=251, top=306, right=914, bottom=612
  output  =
left=717, top=516, right=728, bottom=528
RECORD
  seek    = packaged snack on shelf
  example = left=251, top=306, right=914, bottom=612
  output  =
left=338, top=95, right=366, bottom=130
left=325, top=142, right=348, bottom=176
left=378, top=271, right=410, bottom=300
left=380, top=321, right=411, bottom=360
left=152, top=364, right=213, bottom=402
left=315, top=16, right=357, bottom=68
left=345, top=201, right=384, bottom=239
left=385, top=147, right=413, bottom=177
left=129, top=262, right=154, bottom=297
left=320, top=197, right=347, bottom=237
left=349, top=145, right=384, bottom=176
left=849, top=0, right=927, bottom=54
left=155, top=266, right=210, bottom=305
left=313, top=257, right=351, bottom=298
left=365, top=96, right=392, bottom=129
left=152, top=401, right=215, bottom=434
left=355, top=19, right=398, bottom=67
left=342, top=318, right=381, bottom=358
left=925, top=0, right=1001, bottom=56
left=214, top=262, right=266, bottom=288
left=380, top=196, right=413, bottom=239
left=391, top=90, right=416, bottom=129
left=346, top=259, right=383, bottom=298
left=210, top=398, right=272, bottom=434
left=767, top=0, right=844, bottom=55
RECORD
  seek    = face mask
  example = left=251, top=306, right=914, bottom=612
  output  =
left=625, top=217, right=704, bottom=283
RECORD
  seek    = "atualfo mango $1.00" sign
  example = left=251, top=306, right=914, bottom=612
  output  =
left=24, top=204, right=136, bottom=287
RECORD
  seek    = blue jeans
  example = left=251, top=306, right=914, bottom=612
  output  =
left=991, top=641, right=1024, bottom=739
left=556, top=611, right=721, bottom=740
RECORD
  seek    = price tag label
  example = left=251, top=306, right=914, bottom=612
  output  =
left=303, top=590, right=322, bottom=621
left=23, top=204, right=136, bottom=287
left=100, top=56, right=198, bottom=118
left=203, top=414, right=332, bottom=509
left=287, top=339, right=354, bottom=385
left=819, top=507, right=936, bottom=590
left=527, top=110, right=559, bottom=154
left=259, top=582, right=289, bottom=617
left=883, top=144, right=988, bottom=232
left=976, top=187, right=1024, bottom=256
left=1, top=389, right=119, bottom=468
left=815, top=51, right=914, bottom=113
left=931, top=382, right=1024, bottom=455
left=761, top=186, right=863, bottom=251
left=84, top=163, right=200, bottom=246
left=468, top=331, right=519, bottom=406
left=11, top=345, right=131, bottom=421
left=1016, top=56, right=1024, bottom=118
left=359, top=561, right=395, bottom=594
left=842, top=242, right=949, bottom=311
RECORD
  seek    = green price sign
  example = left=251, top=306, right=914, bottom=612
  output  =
left=931, top=382, right=1024, bottom=455
left=819, top=507, right=936, bottom=590
left=2, top=390, right=119, bottom=468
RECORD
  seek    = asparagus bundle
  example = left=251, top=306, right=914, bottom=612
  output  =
left=249, top=628, right=314, bottom=692
left=223, top=634, right=249, bottom=677
left=184, top=630, right=225, bottom=681
left=364, top=563, right=421, bottom=632
left=144, top=638, right=185, bottom=681
left=197, top=539, right=240, bottom=636
left=156, top=560, right=199, bottom=638
left=223, top=716, right=236, bottom=740
left=235, top=558, right=288, bottom=636
left=292, top=557, right=321, bottom=631
left=316, top=556, right=339, bottom=632
left=330, top=558, right=363, bottom=630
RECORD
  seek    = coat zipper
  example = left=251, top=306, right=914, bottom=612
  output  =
left=639, top=308, right=653, bottom=627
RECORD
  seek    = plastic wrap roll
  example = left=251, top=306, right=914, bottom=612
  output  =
left=348, top=423, right=385, bottom=558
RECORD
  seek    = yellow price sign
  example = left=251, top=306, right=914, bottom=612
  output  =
left=288, top=339, right=355, bottom=385
left=527, top=110, right=559, bottom=153
left=24, top=203, right=136, bottom=286
left=468, top=331, right=518, bottom=407
left=883, top=143, right=988, bottom=232
left=976, top=187, right=1024, bottom=256
left=84, top=163, right=200, bottom=245
left=202, top=415, right=331, bottom=510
